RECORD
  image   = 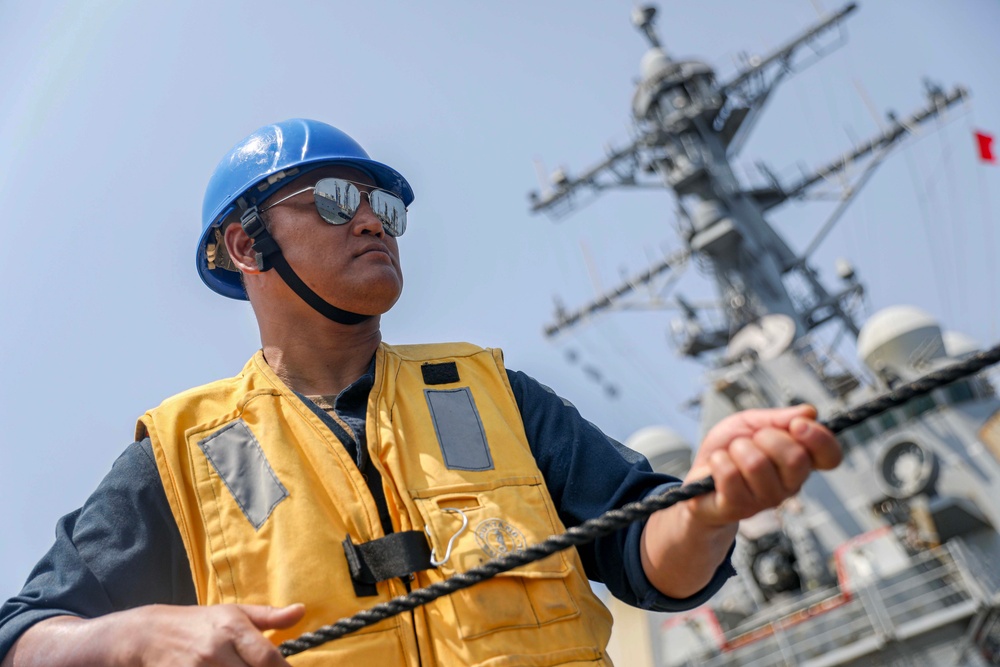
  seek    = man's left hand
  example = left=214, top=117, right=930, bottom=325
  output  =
left=684, top=404, right=842, bottom=527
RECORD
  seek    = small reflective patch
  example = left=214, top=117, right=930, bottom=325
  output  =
left=475, top=518, right=527, bottom=558
left=199, top=419, right=288, bottom=530
left=425, top=388, right=494, bottom=471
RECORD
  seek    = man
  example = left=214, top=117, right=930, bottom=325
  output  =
left=0, top=119, right=840, bottom=666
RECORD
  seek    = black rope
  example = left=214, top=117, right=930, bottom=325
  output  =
left=822, top=344, right=1000, bottom=432
left=280, top=478, right=716, bottom=656
left=279, top=341, right=1000, bottom=657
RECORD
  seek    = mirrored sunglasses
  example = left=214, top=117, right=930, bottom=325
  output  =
left=261, top=177, right=407, bottom=237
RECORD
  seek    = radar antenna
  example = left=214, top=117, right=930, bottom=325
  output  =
left=529, top=3, right=966, bottom=360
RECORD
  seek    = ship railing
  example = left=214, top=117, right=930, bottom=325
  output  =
left=682, top=541, right=983, bottom=667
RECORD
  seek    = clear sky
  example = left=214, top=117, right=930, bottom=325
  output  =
left=1, top=0, right=998, bottom=598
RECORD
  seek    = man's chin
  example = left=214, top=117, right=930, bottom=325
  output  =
left=340, top=288, right=402, bottom=318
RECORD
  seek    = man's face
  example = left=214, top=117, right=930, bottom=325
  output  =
left=261, top=165, right=404, bottom=316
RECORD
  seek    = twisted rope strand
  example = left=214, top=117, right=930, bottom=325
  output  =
left=823, top=343, right=1000, bottom=432
left=280, top=341, right=1000, bottom=657
left=280, top=479, right=715, bottom=656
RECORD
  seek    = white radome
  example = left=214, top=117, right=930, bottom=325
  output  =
left=625, top=426, right=693, bottom=478
left=857, top=305, right=946, bottom=378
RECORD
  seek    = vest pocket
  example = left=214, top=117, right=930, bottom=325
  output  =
left=413, top=479, right=582, bottom=640
left=451, top=573, right=579, bottom=639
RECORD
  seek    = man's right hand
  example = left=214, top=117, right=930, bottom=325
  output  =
left=1, top=603, right=306, bottom=667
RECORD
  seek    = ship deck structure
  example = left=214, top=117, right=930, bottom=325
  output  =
left=528, top=4, right=1000, bottom=665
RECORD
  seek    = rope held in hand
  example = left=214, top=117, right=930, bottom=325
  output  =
left=279, top=342, right=1000, bottom=657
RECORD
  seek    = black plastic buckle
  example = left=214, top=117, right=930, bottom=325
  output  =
left=239, top=207, right=279, bottom=271
left=239, top=206, right=266, bottom=238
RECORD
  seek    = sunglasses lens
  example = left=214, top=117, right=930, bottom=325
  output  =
left=313, top=178, right=406, bottom=237
left=314, top=179, right=361, bottom=225
left=369, top=189, right=407, bottom=237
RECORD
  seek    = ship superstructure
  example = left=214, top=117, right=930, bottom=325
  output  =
left=529, top=5, right=1000, bottom=666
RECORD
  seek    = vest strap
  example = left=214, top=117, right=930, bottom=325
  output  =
left=239, top=206, right=372, bottom=325
left=342, top=531, right=433, bottom=597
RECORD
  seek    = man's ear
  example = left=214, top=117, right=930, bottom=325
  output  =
left=224, top=222, right=262, bottom=275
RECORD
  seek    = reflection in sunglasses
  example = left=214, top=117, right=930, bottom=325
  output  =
left=262, top=178, right=407, bottom=237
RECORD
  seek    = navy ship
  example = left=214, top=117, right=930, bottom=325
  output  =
left=529, top=4, right=1000, bottom=665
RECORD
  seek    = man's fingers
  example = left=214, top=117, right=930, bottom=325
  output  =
left=227, top=605, right=303, bottom=667
left=790, top=417, right=843, bottom=470
left=693, top=427, right=823, bottom=524
left=687, top=406, right=844, bottom=527
left=736, top=404, right=818, bottom=431
left=239, top=603, right=306, bottom=631
left=753, top=428, right=813, bottom=494
left=728, top=435, right=787, bottom=507
left=688, top=448, right=754, bottom=524
left=701, top=404, right=819, bottom=452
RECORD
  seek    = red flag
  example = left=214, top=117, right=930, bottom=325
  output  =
left=975, top=130, right=997, bottom=164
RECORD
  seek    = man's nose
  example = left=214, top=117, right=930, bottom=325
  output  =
left=352, top=195, right=385, bottom=236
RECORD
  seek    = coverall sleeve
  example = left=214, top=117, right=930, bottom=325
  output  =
left=0, top=439, right=195, bottom=659
left=506, top=368, right=735, bottom=612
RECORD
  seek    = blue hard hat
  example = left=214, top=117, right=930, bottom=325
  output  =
left=197, top=118, right=415, bottom=300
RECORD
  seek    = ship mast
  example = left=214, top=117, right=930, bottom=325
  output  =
left=530, top=3, right=967, bottom=360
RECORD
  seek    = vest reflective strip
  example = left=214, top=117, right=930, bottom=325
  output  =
left=424, top=387, right=494, bottom=471
left=198, top=419, right=289, bottom=530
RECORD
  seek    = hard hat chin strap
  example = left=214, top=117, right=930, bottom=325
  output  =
left=239, top=208, right=373, bottom=326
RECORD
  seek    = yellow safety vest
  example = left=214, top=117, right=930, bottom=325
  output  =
left=137, top=343, right=614, bottom=666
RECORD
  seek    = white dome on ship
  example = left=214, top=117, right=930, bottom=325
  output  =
left=640, top=48, right=673, bottom=84
left=857, top=305, right=946, bottom=380
left=638, top=49, right=714, bottom=87
left=625, top=426, right=693, bottom=478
